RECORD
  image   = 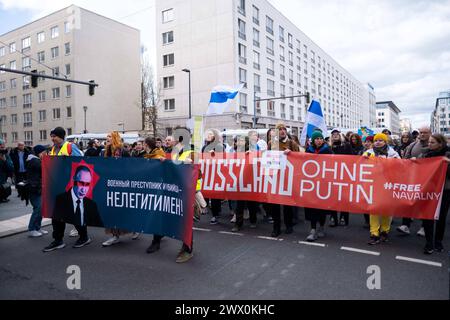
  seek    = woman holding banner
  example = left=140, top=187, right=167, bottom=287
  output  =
left=363, top=133, right=400, bottom=245
left=305, top=131, right=333, bottom=242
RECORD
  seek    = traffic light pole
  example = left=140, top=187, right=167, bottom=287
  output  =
left=0, top=67, right=98, bottom=95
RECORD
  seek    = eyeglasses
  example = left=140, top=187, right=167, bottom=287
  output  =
left=74, top=181, right=91, bottom=187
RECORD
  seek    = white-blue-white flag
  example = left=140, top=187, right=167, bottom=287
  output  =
left=206, top=84, right=244, bottom=115
left=300, top=100, right=329, bottom=145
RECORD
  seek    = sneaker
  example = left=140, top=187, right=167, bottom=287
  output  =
left=29, top=230, right=43, bottom=238
left=285, top=227, right=293, bottom=234
left=73, top=238, right=92, bottom=248
left=176, top=250, right=193, bottom=263
left=249, top=224, right=257, bottom=229
left=210, top=217, right=218, bottom=225
left=417, top=227, right=425, bottom=237
left=424, top=246, right=434, bottom=255
left=267, top=217, right=274, bottom=224
left=132, top=232, right=140, bottom=240
left=317, top=227, right=325, bottom=238
left=380, top=231, right=389, bottom=243
left=396, top=225, right=410, bottom=235
left=306, top=229, right=317, bottom=242
left=368, top=235, right=380, bottom=245
left=102, top=236, right=120, bottom=247
left=69, top=229, right=79, bottom=237
left=38, top=229, right=49, bottom=235
left=146, top=242, right=160, bottom=253
left=339, top=218, right=347, bottom=226
left=329, top=217, right=338, bottom=227
left=231, top=226, right=241, bottom=233
left=43, top=240, right=66, bottom=252
left=230, top=214, right=236, bottom=223
left=435, top=242, right=444, bottom=253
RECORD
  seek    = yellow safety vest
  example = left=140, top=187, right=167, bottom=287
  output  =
left=172, top=150, right=202, bottom=191
left=49, top=142, right=71, bottom=156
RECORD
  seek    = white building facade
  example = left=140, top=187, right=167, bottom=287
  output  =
left=155, top=0, right=367, bottom=136
left=435, top=90, right=450, bottom=134
left=0, top=6, right=141, bottom=147
left=376, top=101, right=401, bottom=135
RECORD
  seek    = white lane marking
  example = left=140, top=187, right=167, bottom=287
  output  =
left=219, top=231, right=244, bottom=236
left=298, top=241, right=326, bottom=247
left=257, top=236, right=284, bottom=241
left=193, top=227, right=212, bottom=232
left=341, top=246, right=381, bottom=256
left=395, top=256, right=442, bottom=268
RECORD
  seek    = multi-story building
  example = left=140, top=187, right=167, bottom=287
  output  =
left=155, top=0, right=367, bottom=137
left=0, top=5, right=141, bottom=147
left=362, top=83, right=377, bottom=128
left=434, top=90, right=450, bottom=134
left=399, top=118, right=412, bottom=133
left=376, top=101, right=401, bottom=135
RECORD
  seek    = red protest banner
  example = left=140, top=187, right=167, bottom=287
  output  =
left=199, top=152, right=447, bottom=220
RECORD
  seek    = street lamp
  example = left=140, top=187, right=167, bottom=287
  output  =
left=83, top=106, right=88, bottom=133
left=182, top=69, right=192, bottom=120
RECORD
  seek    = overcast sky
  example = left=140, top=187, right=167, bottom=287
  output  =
left=1, top=0, right=449, bottom=128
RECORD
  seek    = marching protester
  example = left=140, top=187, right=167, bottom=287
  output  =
left=395, top=132, right=414, bottom=159
left=330, top=129, right=353, bottom=227
left=417, top=134, right=450, bottom=254
left=101, top=131, right=133, bottom=247
left=361, top=135, right=374, bottom=227
left=84, top=139, right=101, bottom=157
left=269, top=123, right=300, bottom=237
left=305, top=131, right=332, bottom=242
left=363, top=133, right=400, bottom=245
left=131, top=140, right=146, bottom=158
left=26, top=145, right=48, bottom=237
left=0, top=139, right=14, bottom=203
left=43, top=127, right=86, bottom=252
left=397, top=126, right=431, bottom=236
left=349, top=134, right=364, bottom=156
left=163, top=136, right=176, bottom=153
left=10, top=142, right=31, bottom=197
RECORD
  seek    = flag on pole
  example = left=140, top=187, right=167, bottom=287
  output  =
left=358, top=126, right=375, bottom=138
left=300, top=100, right=328, bottom=146
left=206, top=84, right=244, bottom=115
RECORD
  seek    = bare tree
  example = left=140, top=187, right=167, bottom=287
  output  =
left=141, top=54, right=161, bottom=137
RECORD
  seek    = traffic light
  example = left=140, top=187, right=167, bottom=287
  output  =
left=305, top=92, right=311, bottom=105
left=31, top=70, right=38, bottom=88
left=88, top=80, right=95, bottom=96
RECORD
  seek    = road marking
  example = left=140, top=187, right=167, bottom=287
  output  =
left=341, top=246, right=380, bottom=256
left=193, top=227, right=211, bottom=232
left=298, top=241, right=326, bottom=247
left=395, top=256, right=442, bottom=268
left=257, top=236, right=284, bottom=241
left=219, top=231, right=244, bottom=236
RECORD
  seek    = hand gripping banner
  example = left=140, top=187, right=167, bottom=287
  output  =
left=199, top=152, right=447, bottom=220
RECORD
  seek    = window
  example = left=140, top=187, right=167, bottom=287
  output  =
left=266, top=37, right=274, bottom=55
left=280, top=45, right=285, bottom=61
left=238, top=0, right=246, bottom=15
left=40, top=130, right=47, bottom=141
left=253, top=28, right=260, bottom=47
left=51, top=46, right=59, bottom=59
left=66, top=85, right=71, bottom=97
left=240, top=92, right=247, bottom=113
left=279, top=26, right=285, bottom=42
left=23, top=93, right=32, bottom=108
left=267, top=58, right=274, bottom=76
left=24, top=131, right=33, bottom=146
left=52, top=67, right=59, bottom=77
left=304, top=61, right=308, bottom=74
left=280, top=103, right=286, bottom=119
left=288, top=33, right=293, bottom=48
left=10, top=60, right=16, bottom=70
left=10, top=78, right=17, bottom=89
left=0, top=81, right=5, bottom=92
left=238, top=19, right=246, bottom=40
left=52, top=88, right=60, bottom=99
left=280, top=84, right=285, bottom=97
left=22, top=57, right=31, bottom=71
left=268, top=100, right=275, bottom=117
left=22, top=37, right=31, bottom=50
left=254, top=73, right=261, bottom=92
left=53, top=108, right=61, bottom=119
left=267, top=79, right=275, bottom=96
left=64, top=21, right=70, bottom=33
left=51, top=26, right=59, bottom=39
left=298, top=108, right=302, bottom=121
left=38, top=90, right=46, bottom=102
left=162, top=31, right=174, bottom=45
left=37, top=32, right=45, bottom=43
left=38, top=71, right=45, bottom=82
left=296, top=40, right=301, bottom=54
left=9, top=42, right=16, bottom=53
left=162, top=9, right=174, bottom=23
left=164, top=99, right=175, bottom=111
left=0, top=98, right=6, bottom=108
left=67, top=128, right=72, bottom=136
left=39, top=110, right=46, bottom=122
left=0, top=46, right=5, bottom=57
left=239, top=68, right=247, bottom=87
left=22, top=76, right=30, bottom=89
left=280, top=65, right=285, bottom=81
left=0, top=64, right=4, bottom=74
left=10, top=114, right=17, bottom=125
left=65, top=42, right=71, bottom=55
left=65, top=64, right=71, bottom=76
left=252, top=5, right=259, bottom=25
left=10, top=96, right=17, bottom=107
left=66, top=106, right=72, bottom=118
left=289, top=69, right=294, bottom=84
left=266, top=16, right=273, bottom=35
left=37, top=51, right=45, bottom=63
left=23, top=112, right=32, bottom=127
left=238, top=43, right=247, bottom=64
left=163, top=53, right=174, bottom=66
left=11, top=132, right=18, bottom=142
left=253, top=51, right=260, bottom=70
left=290, top=106, right=294, bottom=120
left=163, top=76, right=175, bottom=89
left=303, top=44, right=308, bottom=58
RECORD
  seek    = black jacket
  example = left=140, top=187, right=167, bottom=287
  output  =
left=10, top=148, right=31, bottom=174
left=331, top=141, right=353, bottom=155
left=84, top=147, right=101, bottom=157
left=53, top=190, right=103, bottom=227
left=25, top=155, right=41, bottom=194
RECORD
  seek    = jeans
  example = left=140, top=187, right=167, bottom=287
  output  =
left=28, top=193, right=42, bottom=231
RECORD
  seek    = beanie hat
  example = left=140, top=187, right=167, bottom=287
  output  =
left=33, top=145, right=47, bottom=155
left=373, top=133, right=388, bottom=143
left=50, top=127, right=66, bottom=140
left=311, top=131, right=324, bottom=142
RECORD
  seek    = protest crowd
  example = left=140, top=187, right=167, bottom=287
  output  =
left=0, top=123, right=449, bottom=262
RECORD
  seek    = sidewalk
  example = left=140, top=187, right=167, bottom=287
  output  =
left=0, top=214, right=51, bottom=238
